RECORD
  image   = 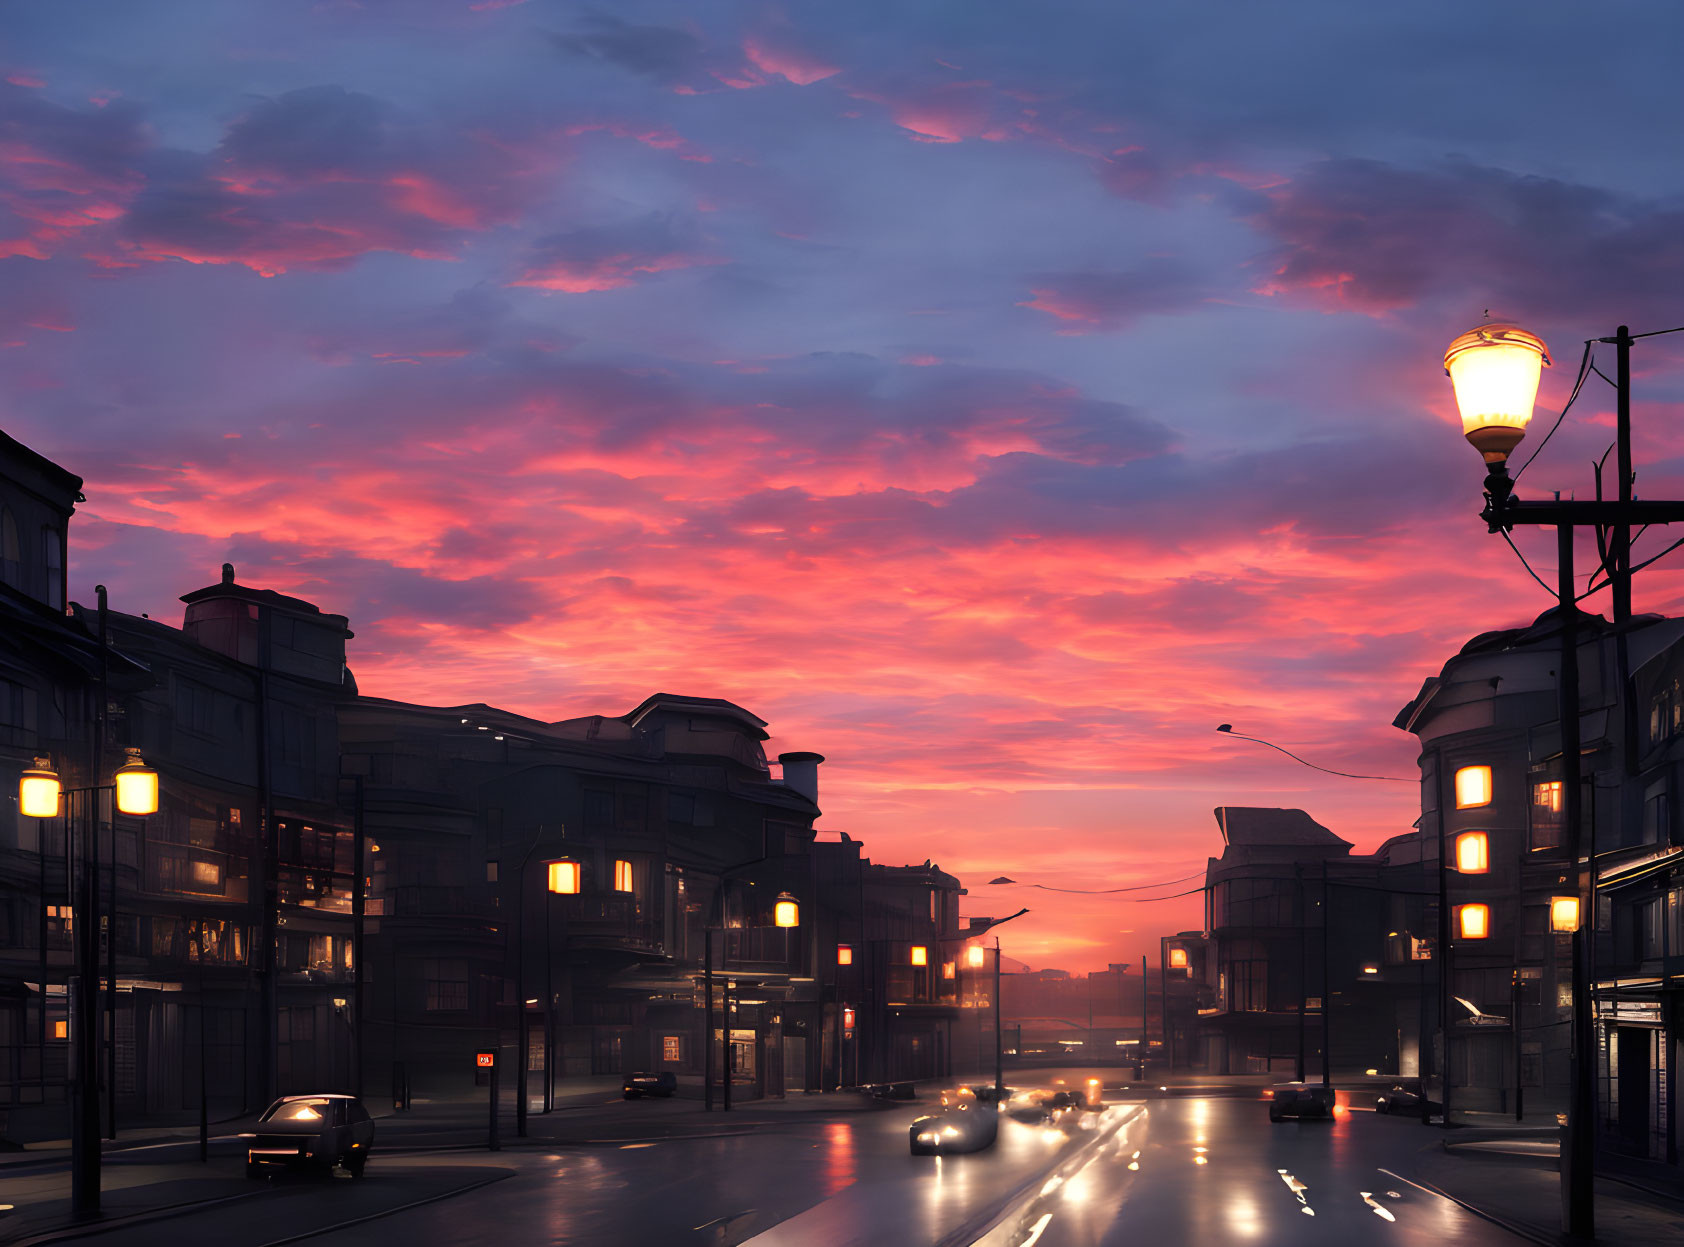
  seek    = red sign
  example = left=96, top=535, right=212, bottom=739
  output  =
left=475, top=1050, right=496, bottom=1068
left=842, top=1007, right=855, bottom=1031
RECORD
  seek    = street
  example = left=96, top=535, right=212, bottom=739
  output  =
left=9, top=1077, right=1554, bottom=1247
left=976, top=1095, right=1514, bottom=1247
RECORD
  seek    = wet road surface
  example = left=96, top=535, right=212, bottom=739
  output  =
left=26, top=1087, right=1537, bottom=1247
left=976, top=1094, right=1526, bottom=1247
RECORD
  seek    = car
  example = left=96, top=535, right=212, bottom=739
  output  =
left=910, top=1105, right=999, bottom=1155
left=623, top=1070, right=678, bottom=1099
left=246, top=1094, right=375, bottom=1178
left=1268, top=1083, right=1336, bottom=1122
left=966, top=1083, right=1013, bottom=1105
left=1376, top=1078, right=1441, bottom=1115
left=1004, top=1089, right=1077, bottom=1124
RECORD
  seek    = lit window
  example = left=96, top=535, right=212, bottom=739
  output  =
left=1455, top=766, right=1493, bottom=808
left=614, top=859, right=633, bottom=893
left=910, top=945, right=927, bottom=967
left=52, top=1020, right=67, bottom=1040
left=837, top=944, right=853, bottom=966
left=1456, top=903, right=1491, bottom=940
left=662, top=1035, right=683, bottom=1062
left=192, top=859, right=223, bottom=888
left=942, top=962, right=956, bottom=980
left=1168, top=947, right=1188, bottom=969
left=966, top=945, right=985, bottom=968
left=1454, top=831, right=1489, bottom=874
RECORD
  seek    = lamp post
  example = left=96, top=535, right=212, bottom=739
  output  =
left=1443, top=318, right=1684, bottom=1240
left=702, top=861, right=800, bottom=1112
left=20, top=750, right=158, bottom=1216
left=541, top=856, right=580, bottom=1117
left=960, top=907, right=1029, bottom=1103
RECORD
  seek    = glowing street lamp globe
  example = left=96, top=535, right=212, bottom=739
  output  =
left=19, top=759, right=61, bottom=819
left=1550, top=896, right=1582, bottom=933
left=773, top=892, right=799, bottom=928
left=112, top=749, right=159, bottom=816
left=1444, top=322, right=1551, bottom=466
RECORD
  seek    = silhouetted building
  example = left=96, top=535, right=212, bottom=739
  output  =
left=0, top=428, right=965, bottom=1144
left=1196, top=807, right=1431, bottom=1078
left=341, top=692, right=823, bottom=1104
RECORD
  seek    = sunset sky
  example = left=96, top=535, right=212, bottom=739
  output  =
left=4, top=2, right=1682, bottom=970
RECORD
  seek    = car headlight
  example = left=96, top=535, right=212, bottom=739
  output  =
left=918, top=1132, right=939, bottom=1144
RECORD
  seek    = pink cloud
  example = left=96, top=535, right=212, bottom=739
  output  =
left=742, top=36, right=839, bottom=86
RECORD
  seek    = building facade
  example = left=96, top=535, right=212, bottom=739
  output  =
left=1196, top=807, right=1431, bottom=1080
left=1396, top=605, right=1684, bottom=1156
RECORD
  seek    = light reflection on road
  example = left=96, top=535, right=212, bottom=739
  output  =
left=820, top=1121, right=855, bottom=1198
left=975, top=1094, right=1528, bottom=1247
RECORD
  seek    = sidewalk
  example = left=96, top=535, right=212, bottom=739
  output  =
left=0, top=1078, right=916, bottom=1244
left=1413, top=1132, right=1684, bottom=1246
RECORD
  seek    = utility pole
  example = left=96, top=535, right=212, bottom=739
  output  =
left=1321, top=860, right=1331, bottom=1087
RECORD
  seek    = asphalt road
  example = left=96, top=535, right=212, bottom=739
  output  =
left=975, top=1094, right=1526, bottom=1247
left=17, top=1079, right=1545, bottom=1247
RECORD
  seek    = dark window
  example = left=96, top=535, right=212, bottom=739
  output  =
left=0, top=677, right=37, bottom=748
left=1639, top=898, right=1662, bottom=959
left=1642, top=781, right=1669, bottom=845
left=583, top=790, right=615, bottom=827
left=424, top=959, right=469, bottom=1011
left=42, top=528, right=62, bottom=610
left=0, top=508, right=19, bottom=589
left=174, top=679, right=219, bottom=737
left=276, top=708, right=316, bottom=767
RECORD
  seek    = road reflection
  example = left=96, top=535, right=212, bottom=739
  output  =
left=819, top=1122, right=855, bottom=1198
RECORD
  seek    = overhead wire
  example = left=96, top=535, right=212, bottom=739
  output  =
left=1514, top=340, right=1593, bottom=482
left=990, top=869, right=1207, bottom=896
left=1216, top=728, right=1413, bottom=782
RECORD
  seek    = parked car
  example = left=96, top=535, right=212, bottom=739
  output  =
left=246, top=1094, right=375, bottom=1178
left=623, top=1070, right=678, bottom=1099
left=1376, top=1078, right=1441, bottom=1115
left=1268, top=1083, right=1336, bottom=1122
left=910, top=1105, right=999, bottom=1155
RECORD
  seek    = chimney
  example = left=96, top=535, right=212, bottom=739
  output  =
left=777, top=751, right=824, bottom=806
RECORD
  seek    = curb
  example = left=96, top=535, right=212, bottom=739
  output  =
left=1378, top=1167, right=1554, bottom=1247
left=9, top=1189, right=269, bottom=1247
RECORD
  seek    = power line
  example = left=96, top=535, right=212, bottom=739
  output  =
left=987, top=868, right=1207, bottom=895
left=1215, top=726, right=1413, bottom=782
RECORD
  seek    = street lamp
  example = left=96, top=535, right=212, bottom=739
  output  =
left=20, top=750, right=158, bottom=1215
left=702, top=859, right=802, bottom=1112
left=1444, top=316, right=1684, bottom=1239
left=1549, top=896, right=1581, bottom=934
left=541, top=856, right=581, bottom=1116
